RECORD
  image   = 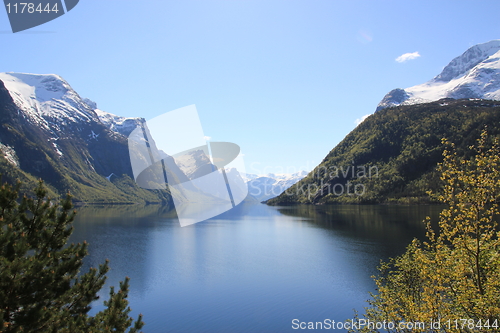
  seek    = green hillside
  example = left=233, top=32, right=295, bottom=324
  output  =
left=267, top=99, right=500, bottom=205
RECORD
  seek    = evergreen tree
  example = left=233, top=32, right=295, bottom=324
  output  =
left=351, top=130, right=500, bottom=332
left=0, top=180, right=144, bottom=332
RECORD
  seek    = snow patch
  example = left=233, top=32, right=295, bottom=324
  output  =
left=0, top=143, right=19, bottom=167
left=51, top=141, right=63, bottom=157
left=88, top=130, right=99, bottom=141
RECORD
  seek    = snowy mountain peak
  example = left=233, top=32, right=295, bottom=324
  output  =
left=0, top=72, right=144, bottom=138
left=377, top=40, right=500, bottom=111
left=6, top=73, right=69, bottom=101
left=0, top=72, right=99, bottom=128
left=435, top=40, right=500, bottom=82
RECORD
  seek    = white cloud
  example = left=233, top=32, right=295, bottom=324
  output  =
left=203, top=136, right=212, bottom=141
left=355, top=114, right=371, bottom=126
left=395, top=51, right=421, bottom=63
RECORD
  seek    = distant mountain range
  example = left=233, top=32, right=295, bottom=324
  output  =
left=242, top=171, right=308, bottom=202
left=377, top=40, right=500, bottom=111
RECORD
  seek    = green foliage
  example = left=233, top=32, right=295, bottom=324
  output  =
left=268, top=99, right=500, bottom=205
left=0, top=179, right=144, bottom=332
left=350, top=130, right=500, bottom=332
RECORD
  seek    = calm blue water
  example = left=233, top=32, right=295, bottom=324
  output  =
left=69, top=203, right=442, bottom=332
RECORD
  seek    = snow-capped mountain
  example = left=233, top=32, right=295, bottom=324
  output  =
left=0, top=72, right=99, bottom=131
left=0, top=72, right=144, bottom=138
left=0, top=72, right=132, bottom=168
left=244, top=171, right=308, bottom=202
left=0, top=72, right=173, bottom=204
left=377, top=40, right=500, bottom=111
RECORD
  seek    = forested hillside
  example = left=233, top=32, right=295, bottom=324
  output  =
left=267, top=99, right=500, bottom=205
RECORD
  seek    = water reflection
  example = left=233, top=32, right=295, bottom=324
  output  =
left=69, top=203, right=445, bottom=333
left=277, top=205, right=443, bottom=257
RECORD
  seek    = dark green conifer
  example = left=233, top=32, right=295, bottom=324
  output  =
left=0, top=179, right=144, bottom=332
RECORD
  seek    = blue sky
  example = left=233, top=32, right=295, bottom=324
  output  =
left=1, top=0, right=500, bottom=174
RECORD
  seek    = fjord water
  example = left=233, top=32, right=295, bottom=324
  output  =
left=70, top=203, right=442, bottom=332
